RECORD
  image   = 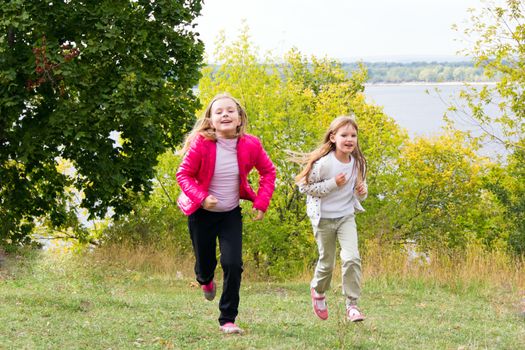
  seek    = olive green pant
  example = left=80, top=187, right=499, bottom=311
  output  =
left=310, top=214, right=362, bottom=304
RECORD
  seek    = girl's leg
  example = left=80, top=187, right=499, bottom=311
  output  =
left=310, top=218, right=337, bottom=293
left=337, top=214, right=362, bottom=304
left=188, top=209, right=218, bottom=285
left=217, top=207, right=243, bottom=325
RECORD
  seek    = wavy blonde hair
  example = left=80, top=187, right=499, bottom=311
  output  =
left=294, top=116, right=367, bottom=184
left=179, top=93, right=248, bottom=155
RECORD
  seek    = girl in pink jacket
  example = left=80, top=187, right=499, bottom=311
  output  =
left=176, top=93, right=276, bottom=334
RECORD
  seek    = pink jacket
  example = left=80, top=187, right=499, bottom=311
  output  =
left=176, top=133, right=276, bottom=216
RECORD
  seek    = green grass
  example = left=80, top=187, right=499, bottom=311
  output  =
left=0, top=251, right=523, bottom=350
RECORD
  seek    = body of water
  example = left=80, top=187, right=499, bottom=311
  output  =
left=364, top=83, right=497, bottom=136
left=365, top=83, right=453, bottom=136
left=364, top=82, right=504, bottom=157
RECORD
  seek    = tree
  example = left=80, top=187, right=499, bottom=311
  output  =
left=0, top=0, right=204, bottom=245
left=452, top=0, right=524, bottom=150
left=451, top=0, right=525, bottom=254
left=484, top=141, right=525, bottom=254
left=105, top=25, right=516, bottom=276
left=191, top=26, right=406, bottom=276
left=383, top=130, right=507, bottom=248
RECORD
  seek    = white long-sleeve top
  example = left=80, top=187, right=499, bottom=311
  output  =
left=298, top=151, right=367, bottom=227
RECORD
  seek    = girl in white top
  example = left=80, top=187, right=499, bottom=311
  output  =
left=295, top=116, right=368, bottom=322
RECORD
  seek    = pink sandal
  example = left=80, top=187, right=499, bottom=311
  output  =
left=346, top=305, right=365, bottom=322
left=310, top=288, right=328, bottom=320
left=219, top=322, right=243, bottom=334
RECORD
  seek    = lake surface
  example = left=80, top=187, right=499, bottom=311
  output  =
left=364, top=83, right=498, bottom=136
left=363, top=82, right=504, bottom=156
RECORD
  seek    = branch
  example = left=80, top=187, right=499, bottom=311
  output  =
left=36, top=230, right=100, bottom=246
left=7, top=27, right=14, bottom=47
left=155, top=175, right=174, bottom=204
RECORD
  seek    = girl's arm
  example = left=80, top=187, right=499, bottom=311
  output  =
left=298, top=159, right=338, bottom=197
left=355, top=181, right=368, bottom=201
left=252, top=141, right=276, bottom=212
left=354, top=164, right=368, bottom=201
left=298, top=178, right=338, bottom=197
left=176, top=141, right=208, bottom=206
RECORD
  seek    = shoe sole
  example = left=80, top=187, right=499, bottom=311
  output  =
left=219, top=326, right=243, bottom=334
left=346, top=315, right=365, bottom=322
left=220, top=329, right=242, bottom=334
left=312, top=305, right=328, bottom=320
left=204, top=290, right=216, bottom=301
left=203, top=282, right=216, bottom=301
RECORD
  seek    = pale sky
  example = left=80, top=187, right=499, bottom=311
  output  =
left=196, top=0, right=483, bottom=62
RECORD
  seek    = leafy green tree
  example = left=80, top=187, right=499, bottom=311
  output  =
left=484, top=142, right=525, bottom=254
left=100, top=148, right=192, bottom=253
left=107, top=25, right=406, bottom=277
left=194, top=26, right=406, bottom=276
left=344, top=62, right=489, bottom=84
left=0, top=1, right=204, bottom=245
left=382, top=130, right=508, bottom=248
left=453, top=0, right=524, bottom=149
left=107, top=25, right=515, bottom=276
left=452, top=0, right=525, bottom=254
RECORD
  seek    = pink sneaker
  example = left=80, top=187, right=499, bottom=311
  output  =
left=219, top=322, right=243, bottom=334
left=202, top=280, right=216, bottom=301
left=346, top=305, right=365, bottom=322
left=310, top=288, right=328, bottom=320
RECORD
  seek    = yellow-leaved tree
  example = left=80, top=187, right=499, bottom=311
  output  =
left=451, top=0, right=525, bottom=254
left=103, top=26, right=515, bottom=278
left=196, top=26, right=406, bottom=277
left=382, top=130, right=508, bottom=249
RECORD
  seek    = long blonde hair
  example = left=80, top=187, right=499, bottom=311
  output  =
left=294, top=116, right=367, bottom=184
left=179, top=93, right=248, bottom=154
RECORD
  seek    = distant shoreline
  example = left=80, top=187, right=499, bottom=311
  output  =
left=365, top=81, right=497, bottom=87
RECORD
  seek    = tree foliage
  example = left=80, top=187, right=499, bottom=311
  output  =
left=452, top=0, right=525, bottom=254
left=0, top=0, right=204, bottom=245
left=453, top=0, right=524, bottom=150
left=105, top=21, right=524, bottom=278
left=484, top=141, right=525, bottom=254
left=382, top=131, right=505, bottom=248
left=346, top=61, right=492, bottom=84
left=151, top=26, right=405, bottom=276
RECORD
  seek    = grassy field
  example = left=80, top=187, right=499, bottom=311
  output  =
left=0, top=248, right=524, bottom=350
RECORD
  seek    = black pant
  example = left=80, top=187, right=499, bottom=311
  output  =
left=188, top=206, right=243, bottom=325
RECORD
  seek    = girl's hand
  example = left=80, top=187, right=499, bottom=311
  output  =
left=253, top=209, right=265, bottom=221
left=202, top=195, right=218, bottom=209
left=335, top=173, right=347, bottom=187
left=355, top=182, right=368, bottom=196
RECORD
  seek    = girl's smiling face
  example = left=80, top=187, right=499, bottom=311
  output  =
left=330, top=123, right=357, bottom=161
left=210, top=97, right=242, bottom=139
